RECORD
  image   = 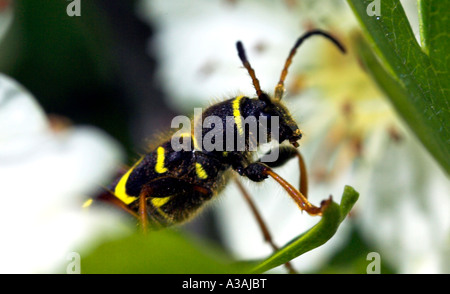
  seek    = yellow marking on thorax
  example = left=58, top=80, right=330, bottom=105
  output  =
left=233, top=95, right=245, bottom=136
left=180, top=132, right=200, bottom=150
left=155, top=146, right=168, bottom=174
left=82, top=198, right=93, bottom=208
left=192, top=132, right=200, bottom=150
left=195, top=163, right=208, bottom=179
left=151, top=196, right=171, bottom=208
left=114, top=157, right=144, bottom=205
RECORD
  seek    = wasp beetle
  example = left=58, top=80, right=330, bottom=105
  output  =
left=90, top=30, right=346, bottom=236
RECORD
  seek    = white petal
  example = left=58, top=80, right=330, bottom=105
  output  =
left=0, top=74, right=128, bottom=273
left=138, top=0, right=310, bottom=112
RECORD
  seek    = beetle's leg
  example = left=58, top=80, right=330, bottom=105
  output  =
left=233, top=177, right=298, bottom=274
left=240, top=162, right=329, bottom=216
left=95, top=186, right=153, bottom=231
left=265, top=167, right=330, bottom=216
left=95, top=189, right=139, bottom=219
left=138, top=186, right=152, bottom=233
left=259, top=146, right=308, bottom=198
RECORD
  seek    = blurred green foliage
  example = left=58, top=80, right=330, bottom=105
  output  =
left=315, top=228, right=395, bottom=274
left=347, top=0, right=450, bottom=174
left=0, top=0, right=145, bottom=157
left=72, top=186, right=359, bottom=274
left=80, top=229, right=255, bottom=274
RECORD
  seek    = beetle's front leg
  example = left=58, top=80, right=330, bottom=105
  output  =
left=258, top=145, right=308, bottom=197
left=236, top=159, right=329, bottom=216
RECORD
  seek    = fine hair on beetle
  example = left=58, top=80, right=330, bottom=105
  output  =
left=170, top=110, right=281, bottom=162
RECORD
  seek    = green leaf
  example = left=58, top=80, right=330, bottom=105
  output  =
left=80, top=230, right=255, bottom=274
left=347, top=0, right=450, bottom=174
left=418, top=0, right=449, bottom=105
left=251, top=186, right=359, bottom=274
left=354, top=33, right=421, bottom=139
left=77, top=187, right=358, bottom=274
left=313, top=227, right=397, bottom=274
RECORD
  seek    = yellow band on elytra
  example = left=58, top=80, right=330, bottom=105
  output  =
left=233, top=95, right=245, bottom=136
left=155, top=146, right=168, bottom=174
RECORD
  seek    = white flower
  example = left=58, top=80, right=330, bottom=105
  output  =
left=0, top=74, right=129, bottom=273
left=138, top=0, right=450, bottom=273
left=137, top=0, right=306, bottom=112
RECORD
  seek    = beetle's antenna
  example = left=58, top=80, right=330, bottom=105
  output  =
left=274, top=30, right=346, bottom=100
left=236, top=41, right=268, bottom=102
